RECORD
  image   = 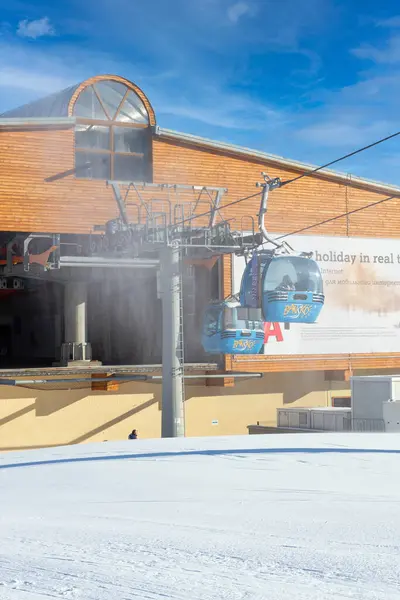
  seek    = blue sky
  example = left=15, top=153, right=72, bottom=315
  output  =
left=0, top=0, right=400, bottom=184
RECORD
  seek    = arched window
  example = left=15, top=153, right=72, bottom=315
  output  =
left=73, top=80, right=151, bottom=181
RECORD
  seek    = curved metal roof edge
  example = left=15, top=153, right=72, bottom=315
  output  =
left=0, top=117, right=76, bottom=126
left=0, top=83, right=80, bottom=119
left=0, top=75, right=156, bottom=124
left=155, top=126, right=400, bottom=196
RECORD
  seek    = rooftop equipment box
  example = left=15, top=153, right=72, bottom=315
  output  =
left=350, top=375, right=400, bottom=426
left=277, top=407, right=351, bottom=431
left=383, top=401, right=400, bottom=432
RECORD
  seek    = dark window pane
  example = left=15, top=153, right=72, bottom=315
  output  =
left=76, top=151, right=111, bottom=180
left=204, top=308, right=220, bottom=336
left=113, top=127, right=148, bottom=153
left=117, top=91, right=148, bottom=124
left=332, top=397, right=351, bottom=408
left=94, top=81, right=127, bottom=120
left=75, top=125, right=110, bottom=150
left=73, top=86, right=107, bottom=119
left=114, top=154, right=146, bottom=181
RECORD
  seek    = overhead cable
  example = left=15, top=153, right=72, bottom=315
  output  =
left=174, top=190, right=262, bottom=227
left=169, top=126, right=400, bottom=234
left=275, top=193, right=398, bottom=241
left=280, top=129, right=400, bottom=187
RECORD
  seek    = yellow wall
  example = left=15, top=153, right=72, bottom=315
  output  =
left=185, top=371, right=348, bottom=436
left=0, top=371, right=352, bottom=451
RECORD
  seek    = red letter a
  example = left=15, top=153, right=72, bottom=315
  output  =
left=264, top=322, right=283, bottom=343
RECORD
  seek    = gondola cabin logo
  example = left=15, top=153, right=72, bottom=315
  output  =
left=283, top=304, right=312, bottom=318
left=232, top=339, right=258, bottom=350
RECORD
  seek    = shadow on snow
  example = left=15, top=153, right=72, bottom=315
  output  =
left=1, top=446, right=400, bottom=471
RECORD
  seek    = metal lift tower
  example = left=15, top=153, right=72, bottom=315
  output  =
left=105, top=180, right=262, bottom=438
left=5, top=180, right=262, bottom=438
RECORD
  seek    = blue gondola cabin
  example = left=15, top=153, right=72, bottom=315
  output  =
left=201, top=301, right=265, bottom=355
left=239, top=250, right=325, bottom=324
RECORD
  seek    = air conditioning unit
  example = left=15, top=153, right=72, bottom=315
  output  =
left=277, top=408, right=312, bottom=429
left=350, top=375, right=400, bottom=431
left=277, top=407, right=351, bottom=431
left=311, top=408, right=351, bottom=431
left=383, top=400, right=400, bottom=432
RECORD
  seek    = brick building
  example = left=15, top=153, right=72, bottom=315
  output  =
left=1, top=74, right=400, bottom=450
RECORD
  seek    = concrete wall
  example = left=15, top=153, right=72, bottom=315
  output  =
left=0, top=371, right=350, bottom=451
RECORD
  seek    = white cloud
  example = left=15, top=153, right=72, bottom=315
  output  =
left=160, top=95, right=286, bottom=130
left=0, top=11, right=399, bottom=184
left=227, top=2, right=253, bottom=24
left=0, top=41, right=84, bottom=112
left=375, top=16, right=400, bottom=28
left=351, top=35, right=400, bottom=64
left=17, top=17, right=55, bottom=40
left=296, top=120, right=393, bottom=148
left=286, top=64, right=400, bottom=184
left=0, top=66, right=72, bottom=95
left=0, top=38, right=287, bottom=134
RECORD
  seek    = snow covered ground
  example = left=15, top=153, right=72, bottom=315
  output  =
left=1, top=433, right=400, bottom=600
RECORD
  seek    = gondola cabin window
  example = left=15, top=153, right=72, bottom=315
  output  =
left=204, top=308, right=220, bottom=336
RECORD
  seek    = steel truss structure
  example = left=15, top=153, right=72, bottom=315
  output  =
left=1, top=180, right=264, bottom=438
left=100, top=181, right=262, bottom=437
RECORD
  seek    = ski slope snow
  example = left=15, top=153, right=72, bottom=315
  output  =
left=1, top=433, right=400, bottom=599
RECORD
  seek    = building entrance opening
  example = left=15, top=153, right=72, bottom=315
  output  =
left=0, top=251, right=219, bottom=369
left=0, top=279, right=63, bottom=368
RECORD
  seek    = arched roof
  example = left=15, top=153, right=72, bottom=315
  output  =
left=0, top=74, right=156, bottom=125
left=0, top=83, right=80, bottom=119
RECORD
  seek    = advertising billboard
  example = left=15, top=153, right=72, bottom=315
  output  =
left=232, top=234, right=400, bottom=355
